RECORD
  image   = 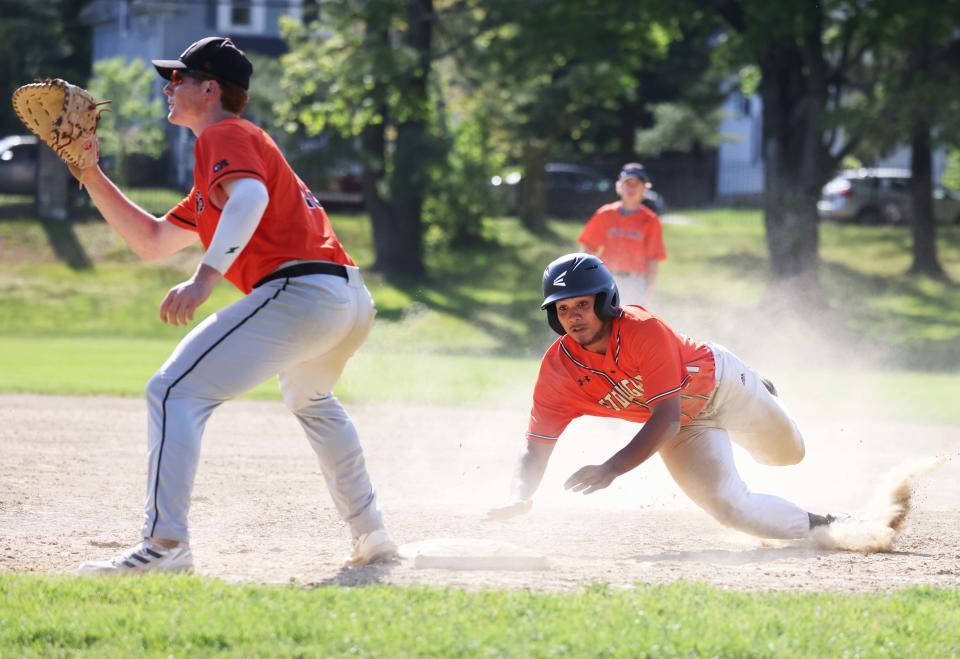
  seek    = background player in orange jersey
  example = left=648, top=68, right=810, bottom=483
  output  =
left=487, top=252, right=838, bottom=539
left=73, top=37, right=396, bottom=574
left=578, top=163, right=666, bottom=305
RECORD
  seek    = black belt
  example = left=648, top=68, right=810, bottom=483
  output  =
left=253, top=262, right=348, bottom=289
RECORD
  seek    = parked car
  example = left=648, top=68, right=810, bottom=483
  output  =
left=491, top=162, right=666, bottom=219
left=0, top=135, right=39, bottom=194
left=817, top=168, right=960, bottom=225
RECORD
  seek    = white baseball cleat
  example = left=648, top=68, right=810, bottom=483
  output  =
left=343, top=528, right=398, bottom=567
left=78, top=541, right=194, bottom=575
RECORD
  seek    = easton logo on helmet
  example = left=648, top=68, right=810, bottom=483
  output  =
left=553, top=271, right=567, bottom=287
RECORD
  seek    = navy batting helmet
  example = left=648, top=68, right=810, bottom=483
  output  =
left=541, top=253, right=620, bottom=335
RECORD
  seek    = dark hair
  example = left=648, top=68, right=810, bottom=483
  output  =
left=218, top=80, right=248, bottom=114
left=182, top=70, right=248, bottom=114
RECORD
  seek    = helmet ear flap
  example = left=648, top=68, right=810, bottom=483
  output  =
left=593, top=291, right=619, bottom=322
left=545, top=304, right=565, bottom=335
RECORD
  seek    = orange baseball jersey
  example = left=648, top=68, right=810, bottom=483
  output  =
left=526, top=305, right=716, bottom=443
left=165, top=118, right=355, bottom=293
left=578, top=202, right=666, bottom=274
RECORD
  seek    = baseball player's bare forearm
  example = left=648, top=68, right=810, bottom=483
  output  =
left=486, top=440, right=553, bottom=520
left=511, top=440, right=555, bottom=501
left=564, top=397, right=680, bottom=494
left=81, top=166, right=197, bottom=261
left=606, top=397, right=680, bottom=475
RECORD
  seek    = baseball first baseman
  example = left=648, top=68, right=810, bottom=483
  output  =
left=76, top=37, right=396, bottom=573
left=487, top=253, right=837, bottom=539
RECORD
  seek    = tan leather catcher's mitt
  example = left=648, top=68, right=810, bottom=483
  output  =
left=11, top=78, right=110, bottom=173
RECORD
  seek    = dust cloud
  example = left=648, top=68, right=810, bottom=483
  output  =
left=807, top=457, right=948, bottom=552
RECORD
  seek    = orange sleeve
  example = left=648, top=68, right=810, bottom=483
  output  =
left=647, top=215, right=666, bottom=262
left=196, top=123, right=268, bottom=194
left=578, top=210, right=604, bottom=252
left=629, top=317, right=686, bottom=404
left=526, top=357, right=579, bottom=442
left=165, top=188, right=198, bottom=232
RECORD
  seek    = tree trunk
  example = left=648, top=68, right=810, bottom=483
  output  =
left=908, top=119, right=946, bottom=279
left=757, top=10, right=828, bottom=295
left=518, top=144, right=548, bottom=234
left=361, top=0, right=432, bottom=279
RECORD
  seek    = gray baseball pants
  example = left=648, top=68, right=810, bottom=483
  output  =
left=141, top=266, right=384, bottom=543
left=659, top=344, right=811, bottom=539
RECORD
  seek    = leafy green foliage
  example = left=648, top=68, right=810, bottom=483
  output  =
left=634, top=102, right=727, bottom=153
left=0, top=0, right=90, bottom=135
left=423, top=96, right=508, bottom=246
left=942, top=147, right=960, bottom=191
left=86, top=58, right=165, bottom=188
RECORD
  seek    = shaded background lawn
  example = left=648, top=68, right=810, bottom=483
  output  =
left=1, top=198, right=958, bottom=416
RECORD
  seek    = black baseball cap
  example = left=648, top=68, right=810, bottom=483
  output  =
left=153, top=37, right=253, bottom=90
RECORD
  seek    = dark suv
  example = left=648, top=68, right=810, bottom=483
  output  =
left=817, top=168, right=960, bottom=225
left=0, top=135, right=39, bottom=195
left=491, top=162, right=666, bottom=218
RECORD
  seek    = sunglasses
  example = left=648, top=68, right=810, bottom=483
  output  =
left=169, top=69, right=215, bottom=86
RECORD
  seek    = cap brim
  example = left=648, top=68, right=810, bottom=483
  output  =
left=152, top=59, right=186, bottom=80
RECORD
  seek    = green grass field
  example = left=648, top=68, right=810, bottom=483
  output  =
left=2, top=207, right=959, bottom=404
left=2, top=199, right=959, bottom=655
left=2, top=576, right=958, bottom=657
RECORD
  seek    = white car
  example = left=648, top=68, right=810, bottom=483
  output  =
left=0, top=135, right=39, bottom=195
left=817, top=168, right=960, bottom=225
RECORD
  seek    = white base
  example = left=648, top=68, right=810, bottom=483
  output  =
left=398, top=537, right=549, bottom=571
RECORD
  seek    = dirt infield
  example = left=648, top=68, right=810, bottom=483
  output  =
left=1, top=393, right=958, bottom=592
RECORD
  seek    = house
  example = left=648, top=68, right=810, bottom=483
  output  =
left=79, top=0, right=308, bottom=185
left=715, top=89, right=949, bottom=204
left=715, top=90, right=763, bottom=204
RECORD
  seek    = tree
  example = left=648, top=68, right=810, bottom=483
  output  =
left=464, top=0, right=723, bottom=232
left=707, top=1, right=904, bottom=291
left=87, top=58, right=165, bottom=189
left=470, top=0, right=668, bottom=231
left=280, top=0, right=437, bottom=278
left=0, top=0, right=90, bottom=136
left=870, top=0, right=960, bottom=280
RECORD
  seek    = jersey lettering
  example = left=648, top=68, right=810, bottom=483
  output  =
left=301, top=183, right=322, bottom=209
left=527, top=307, right=716, bottom=440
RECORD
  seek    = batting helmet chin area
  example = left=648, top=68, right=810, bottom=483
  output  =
left=541, top=252, right=620, bottom=335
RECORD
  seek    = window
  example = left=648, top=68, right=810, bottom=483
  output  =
left=231, top=0, right=251, bottom=26
left=217, top=0, right=266, bottom=34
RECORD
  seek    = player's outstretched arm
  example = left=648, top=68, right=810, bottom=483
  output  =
left=80, top=166, right=197, bottom=261
left=564, top=396, right=680, bottom=495
left=486, top=439, right=555, bottom=520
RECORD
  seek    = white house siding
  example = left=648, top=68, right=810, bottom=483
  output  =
left=80, top=0, right=304, bottom=187
left=716, top=91, right=764, bottom=201
left=715, top=90, right=948, bottom=203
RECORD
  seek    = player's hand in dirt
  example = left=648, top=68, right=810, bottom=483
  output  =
left=485, top=499, right=533, bottom=521
left=564, top=463, right=618, bottom=494
left=160, top=264, right=222, bottom=326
